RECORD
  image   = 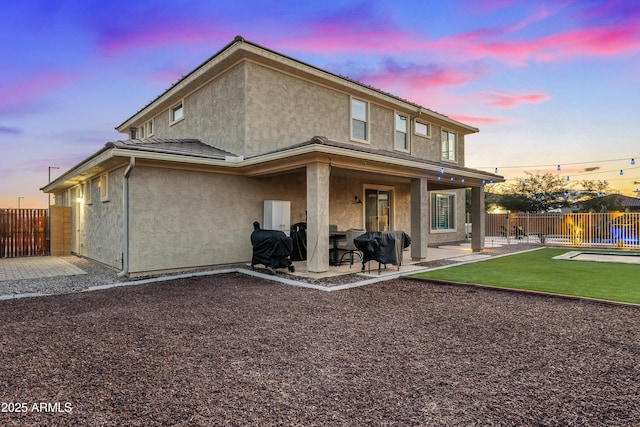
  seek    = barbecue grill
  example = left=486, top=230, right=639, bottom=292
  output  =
left=250, top=222, right=295, bottom=275
left=353, top=231, right=411, bottom=274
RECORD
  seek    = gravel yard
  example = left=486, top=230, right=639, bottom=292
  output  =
left=1, top=271, right=639, bottom=426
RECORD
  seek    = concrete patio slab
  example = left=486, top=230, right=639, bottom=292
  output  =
left=0, top=257, right=86, bottom=281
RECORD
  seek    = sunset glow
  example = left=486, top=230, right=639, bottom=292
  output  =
left=1, top=0, right=639, bottom=207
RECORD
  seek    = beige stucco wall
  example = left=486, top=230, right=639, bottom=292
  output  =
left=64, top=168, right=125, bottom=269
left=147, top=63, right=247, bottom=154
left=129, top=58, right=467, bottom=170
left=410, top=123, right=466, bottom=168
left=244, top=62, right=349, bottom=154
left=126, top=166, right=307, bottom=274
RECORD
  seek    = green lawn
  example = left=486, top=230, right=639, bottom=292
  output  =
left=413, top=248, right=640, bottom=304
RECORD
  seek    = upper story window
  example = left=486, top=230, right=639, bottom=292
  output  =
left=415, top=120, right=431, bottom=138
left=441, top=129, right=457, bottom=161
left=171, top=102, right=184, bottom=124
left=351, top=98, right=368, bottom=142
left=394, top=113, right=409, bottom=151
left=146, top=119, right=154, bottom=136
left=139, top=125, right=145, bottom=138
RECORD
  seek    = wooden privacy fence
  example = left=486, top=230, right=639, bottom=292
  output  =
left=0, top=209, right=49, bottom=258
left=486, top=212, right=640, bottom=249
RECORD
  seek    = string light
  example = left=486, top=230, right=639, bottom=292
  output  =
left=557, top=165, right=561, bottom=171
left=620, top=170, right=624, bottom=176
left=440, top=167, right=445, bottom=174
left=481, top=156, right=639, bottom=170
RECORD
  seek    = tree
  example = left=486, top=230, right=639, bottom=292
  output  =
left=575, top=180, right=620, bottom=212
left=491, top=173, right=577, bottom=212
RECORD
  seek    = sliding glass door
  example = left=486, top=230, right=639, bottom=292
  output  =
left=365, top=188, right=392, bottom=232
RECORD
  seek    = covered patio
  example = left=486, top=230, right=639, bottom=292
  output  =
left=245, top=136, right=500, bottom=273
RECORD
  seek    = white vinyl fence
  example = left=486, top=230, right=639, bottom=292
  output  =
left=486, top=213, right=640, bottom=249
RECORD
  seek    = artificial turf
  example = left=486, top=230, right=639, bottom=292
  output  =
left=413, top=248, right=640, bottom=304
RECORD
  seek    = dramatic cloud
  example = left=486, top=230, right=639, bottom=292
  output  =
left=447, top=114, right=511, bottom=125
left=486, top=91, right=550, bottom=107
left=0, top=73, right=75, bottom=116
left=350, top=59, right=486, bottom=95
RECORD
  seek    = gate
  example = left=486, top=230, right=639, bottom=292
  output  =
left=0, top=209, right=49, bottom=257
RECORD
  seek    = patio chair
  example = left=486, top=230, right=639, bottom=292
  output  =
left=513, top=225, right=526, bottom=240
left=337, top=228, right=366, bottom=267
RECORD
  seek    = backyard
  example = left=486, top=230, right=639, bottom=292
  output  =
left=1, top=272, right=639, bottom=426
left=414, top=247, right=640, bottom=304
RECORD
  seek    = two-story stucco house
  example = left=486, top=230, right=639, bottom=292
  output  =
left=42, top=36, right=503, bottom=277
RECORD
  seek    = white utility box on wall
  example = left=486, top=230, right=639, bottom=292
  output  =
left=263, top=200, right=291, bottom=236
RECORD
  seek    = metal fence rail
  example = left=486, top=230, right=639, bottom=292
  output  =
left=486, top=212, right=640, bottom=249
left=0, top=209, right=49, bottom=258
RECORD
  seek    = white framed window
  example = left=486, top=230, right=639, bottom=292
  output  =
left=99, top=173, right=109, bottom=202
left=171, top=102, right=184, bottom=124
left=351, top=98, right=369, bottom=142
left=394, top=113, right=409, bottom=151
left=138, top=125, right=145, bottom=138
left=84, top=180, right=92, bottom=205
left=414, top=120, right=431, bottom=138
left=441, top=129, right=457, bottom=161
left=431, top=192, right=456, bottom=231
left=146, top=119, right=154, bottom=136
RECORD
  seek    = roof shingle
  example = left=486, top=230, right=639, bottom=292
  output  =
left=106, top=138, right=237, bottom=159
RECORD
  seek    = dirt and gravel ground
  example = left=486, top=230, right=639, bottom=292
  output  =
left=1, top=269, right=639, bottom=426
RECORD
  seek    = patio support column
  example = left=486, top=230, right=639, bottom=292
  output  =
left=306, top=162, right=330, bottom=272
left=471, top=185, right=485, bottom=252
left=410, top=177, right=429, bottom=261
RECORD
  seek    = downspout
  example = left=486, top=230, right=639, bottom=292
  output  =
left=118, top=157, right=136, bottom=277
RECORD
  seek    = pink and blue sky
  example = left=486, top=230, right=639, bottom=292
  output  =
left=2, top=0, right=639, bottom=208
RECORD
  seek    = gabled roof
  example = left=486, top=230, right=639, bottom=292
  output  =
left=116, top=36, right=479, bottom=135
left=106, top=138, right=237, bottom=159
left=622, top=197, right=640, bottom=207
left=595, top=194, right=640, bottom=207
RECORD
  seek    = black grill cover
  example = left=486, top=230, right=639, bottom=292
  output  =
left=250, top=222, right=294, bottom=271
left=354, top=231, right=411, bottom=267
